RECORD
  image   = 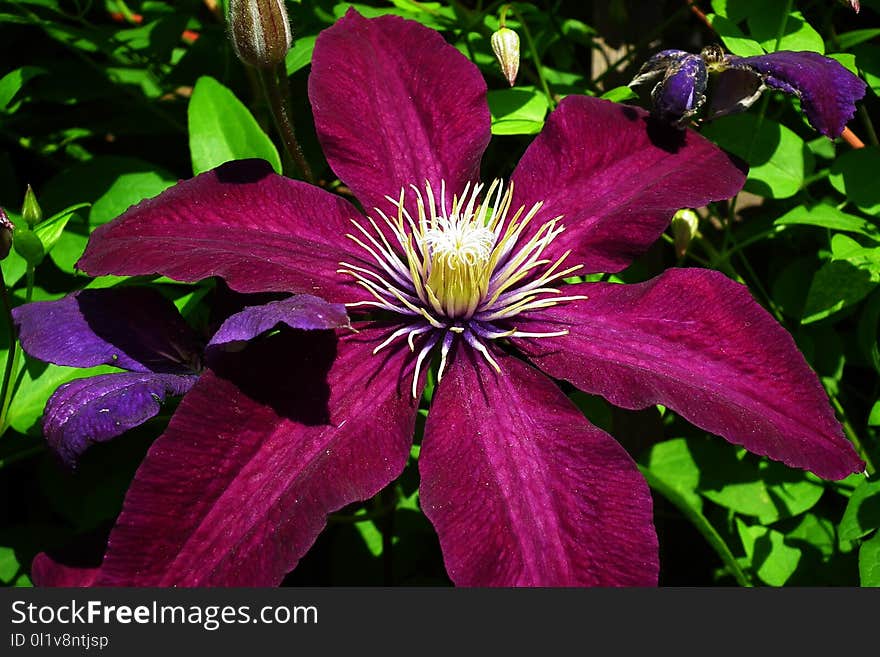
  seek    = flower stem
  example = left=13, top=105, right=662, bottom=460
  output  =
left=257, top=64, right=315, bottom=184
left=0, top=267, right=18, bottom=436
left=638, top=465, right=753, bottom=587
left=509, top=6, right=554, bottom=108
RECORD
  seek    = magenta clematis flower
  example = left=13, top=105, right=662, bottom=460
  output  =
left=630, top=46, right=867, bottom=137
left=34, top=9, right=863, bottom=587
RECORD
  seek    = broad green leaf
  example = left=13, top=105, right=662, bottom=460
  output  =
left=736, top=519, right=801, bottom=586
left=774, top=204, right=880, bottom=238
left=860, top=530, right=880, bottom=586
left=869, top=400, right=880, bottom=426
left=707, top=14, right=764, bottom=57
left=748, top=10, right=824, bottom=54
left=830, top=147, right=880, bottom=216
left=802, top=260, right=878, bottom=324
left=188, top=76, right=282, bottom=175
left=5, top=357, right=117, bottom=435
left=33, top=202, right=90, bottom=252
left=787, top=513, right=838, bottom=558
left=487, top=86, right=549, bottom=136
left=839, top=477, right=880, bottom=541
left=702, top=114, right=807, bottom=199
left=806, top=136, right=836, bottom=160
left=837, top=29, right=880, bottom=51
left=682, top=437, right=823, bottom=523
left=285, top=35, right=318, bottom=76
left=600, top=86, right=638, bottom=103
left=90, top=171, right=175, bottom=226
left=640, top=438, right=703, bottom=511
left=0, top=66, right=47, bottom=112
left=853, top=44, right=880, bottom=96
left=0, top=546, right=21, bottom=584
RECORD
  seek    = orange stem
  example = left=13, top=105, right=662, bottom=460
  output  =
left=841, top=127, right=865, bottom=149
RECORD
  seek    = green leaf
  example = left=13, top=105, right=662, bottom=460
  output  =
left=748, top=10, right=824, bottom=54
left=640, top=438, right=702, bottom=511
left=802, top=260, right=878, bottom=324
left=869, top=400, right=880, bottom=427
left=0, top=66, right=46, bottom=112
left=702, top=114, right=807, bottom=199
left=839, top=477, right=880, bottom=542
left=860, top=530, right=880, bottom=586
left=33, top=202, right=90, bottom=253
left=736, top=518, right=801, bottom=586
left=188, top=76, right=282, bottom=175
left=854, top=44, right=880, bottom=97
left=829, top=148, right=880, bottom=216
left=5, top=357, right=117, bottom=435
left=487, top=86, right=549, bottom=136
left=90, top=172, right=174, bottom=226
left=836, top=29, right=880, bottom=51
left=285, top=35, right=317, bottom=76
left=600, top=86, right=637, bottom=103
left=774, top=204, right=880, bottom=238
left=707, top=14, right=765, bottom=57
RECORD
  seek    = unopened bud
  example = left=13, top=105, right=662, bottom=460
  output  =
left=228, top=0, right=292, bottom=69
left=13, top=227, right=44, bottom=266
left=491, top=27, right=520, bottom=87
left=671, top=209, right=699, bottom=258
left=0, top=208, right=13, bottom=260
left=22, top=184, right=42, bottom=229
left=846, top=0, right=860, bottom=13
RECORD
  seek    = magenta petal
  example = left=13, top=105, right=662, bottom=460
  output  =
left=511, top=95, right=746, bottom=273
left=13, top=288, right=200, bottom=373
left=206, top=294, right=349, bottom=354
left=94, top=326, right=418, bottom=585
left=78, top=159, right=366, bottom=303
left=727, top=51, right=867, bottom=137
left=44, top=372, right=198, bottom=467
left=309, top=9, right=490, bottom=217
left=515, top=269, right=864, bottom=480
left=32, top=552, right=100, bottom=587
left=420, top=347, right=658, bottom=586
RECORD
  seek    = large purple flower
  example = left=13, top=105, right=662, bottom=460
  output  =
left=13, top=287, right=347, bottom=467
left=630, top=46, right=867, bottom=137
left=35, top=9, right=863, bottom=587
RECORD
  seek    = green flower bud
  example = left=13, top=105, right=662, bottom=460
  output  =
left=671, top=208, right=699, bottom=258
left=13, top=227, right=44, bottom=266
left=491, top=27, right=520, bottom=87
left=22, top=184, right=42, bottom=229
left=0, top=207, right=13, bottom=260
left=228, top=0, right=292, bottom=69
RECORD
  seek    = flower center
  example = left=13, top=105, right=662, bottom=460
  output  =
left=338, top=179, right=586, bottom=396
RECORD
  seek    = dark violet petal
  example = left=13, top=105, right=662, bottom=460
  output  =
left=309, top=8, right=490, bottom=218
left=13, top=287, right=201, bottom=373
left=94, top=326, right=419, bottom=586
left=206, top=294, right=349, bottom=355
left=514, top=269, right=865, bottom=480
left=420, top=347, right=658, bottom=586
left=510, top=95, right=746, bottom=274
left=44, top=372, right=198, bottom=467
left=32, top=553, right=101, bottom=587
left=650, top=54, right=708, bottom=127
left=78, top=159, right=368, bottom=304
left=727, top=51, right=867, bottom=137
left=629, top=49, right=691, bottom=88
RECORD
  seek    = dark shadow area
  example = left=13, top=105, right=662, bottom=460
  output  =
left=208, top=327, right=335, bottom=426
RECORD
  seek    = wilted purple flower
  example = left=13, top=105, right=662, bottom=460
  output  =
left=630, top=46, right=867, bottom=137
left=13, top=287, right=346, bottom=466
left=34, top=10, right=863, bottom=587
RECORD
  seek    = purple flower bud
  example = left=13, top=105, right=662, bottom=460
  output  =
left=0, top=207, right=13, bottom=260
left=228, top=0, right=292, bottom=69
